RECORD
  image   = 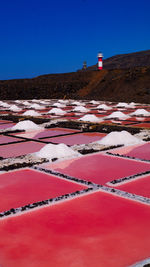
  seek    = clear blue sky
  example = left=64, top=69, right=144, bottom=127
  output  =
left=0, top=0, right=150, bottom=80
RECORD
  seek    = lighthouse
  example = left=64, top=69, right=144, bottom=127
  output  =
left=97, top=52, right=103, bottom=70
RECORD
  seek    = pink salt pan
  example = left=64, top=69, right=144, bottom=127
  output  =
left=41, top=132, right=106, bottom=145
left=0, top=141, right=46, bottom=158
left=0, top=120, right=13, bottom=124
left=0, top=135, right=23, bottom=144
left=114, top=174, right=150, bottom=198
left=110, top=142, right=150, bottom=161
left=40, top=153, right=150, bottom=185
left=0, top=123, right=15, bottom=130
left=0, top=169, right=86, bottom=212
left=11, top=127, right=80, bottom=139
left=0, top=191, right=150, bottom=266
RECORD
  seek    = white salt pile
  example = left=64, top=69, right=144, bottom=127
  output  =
left=79, top=114, right=102, bottom=123
left=95, top=130, right=144, bottom=146
left=23, top=110, right=40, bottom=116
left=73, top=106, right=89, bottom=113
left=116, top=102, right=130, bottom=108
left=0, top=102, right=10, bottom=108
left=11, top=120, right=43, bottom=131
left=23, top=101, right=31, bottom=106
left=130, top=109, right=150, bottom=116
left=128, top=102, right=136, bottom=108
left=9, top=105, right=22, bottom=112
left=52, top=102, right=66, bottom=108
left=31, top=104, right=44, bottom=110
left=58, top=99, right=68, bottom=104
left=35, top=143, right=80, bottom=161
left=106, top=111, right=129, bottom=120
left=90, top=100, right=99, bottom=105
left=97, top=104, right=111, bottom=110
left=72, top=101, right=85, bottom=106
left=48, top=108, right=66, bottom=115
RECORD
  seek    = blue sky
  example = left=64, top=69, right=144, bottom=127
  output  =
left=0, top=0, right=150, bottom=80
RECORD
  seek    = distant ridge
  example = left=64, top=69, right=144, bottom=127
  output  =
left=87, top=50, right=150, bottom=70
left=0, top=50, right=150, bottom=103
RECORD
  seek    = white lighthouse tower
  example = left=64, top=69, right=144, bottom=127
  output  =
left=97, top=52, right=103, bottom=70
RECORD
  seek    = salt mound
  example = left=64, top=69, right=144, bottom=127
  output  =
left=106, top=111, right=129, bottom=120
left=130, top=109, right=150, bottom=116
left=116, top=102, right=130, bottom=108
left=58, top=99, right=68, bottom=104
left=23, top=110, right=40, bottom=116
left=97, top=104, right=111, bottom=110
left=9, top=105, right=22, bottom=112
left=73, top=106, right=89, bottom=113
left=11, top=120, right=43, bottom=131
left=0, top=102, right=10, bottom=108
left=79, top=114, right=102, bottom=123
left=23, top=101, right=30, bottom=106
left=90, top=100, right=99, bottom=105
left=48, top=108, right=66, bottom=115
left=95, top=131, right=144, bottom=146
left=72, top=101, right=85, bottom=106
left=35, top=143, right=80, bottom=161
left=52, top=102, right=66, bottom=108
left=128, top=102, right=136, bottom=108
left=31, top=104, right=44, bottom=110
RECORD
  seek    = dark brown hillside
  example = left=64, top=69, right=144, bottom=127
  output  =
left=78, top=67, right=150, bottom=103
left=0, top=66, right=150, bottom=103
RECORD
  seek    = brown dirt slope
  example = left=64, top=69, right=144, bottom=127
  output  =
left=78, top=67, right=150, bottom=103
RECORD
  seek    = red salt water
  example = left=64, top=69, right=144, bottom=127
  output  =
left=109, top=142, right=150, bottom=161
left=133, top=122, right=150, bottom=128
left=0, top=169, right=86, bottom=212
left=114, top=174, right=150, bottom=198
left=0, top=135, right=24, bottom=145
left=0, top=191, right=150, bottom=266
left=0, top=123, right=15, bottom=130
left=0, top=120, right=13, bottom=124
left=41, top=132, right=106, bottom=145
left=11, top=127, right=80, bottom=139
left=0, top=141, right=46, bottom=158
left=40, top=153, right=150, bottom=185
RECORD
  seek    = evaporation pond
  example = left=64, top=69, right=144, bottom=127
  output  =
left=41, top=132, right=106, bottom=145
left=0, top=123, right=15, bottom=130
left=0, top=141, right=45, bottom=158
left=110, top=142, right=150, bottom=161
left=11, top=127, right=80, bottom=139
left=0, top=191, right=150, bottom=267
left=114, top=174, right=150, bottom=198
left=40, top=153, right=150, bottom=185
left=0, top=168, right=86, bottom=212
left=0, top=135, right=24, bottom=144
